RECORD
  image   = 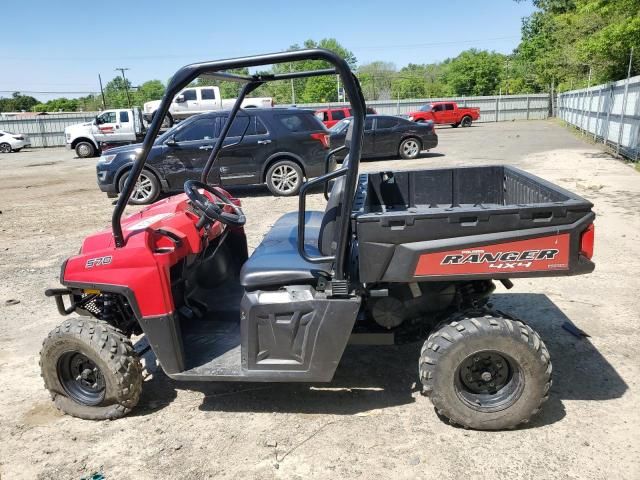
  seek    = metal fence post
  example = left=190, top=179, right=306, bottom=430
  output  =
left=603, top=84, right=614, bottom=147
left=526, top=95, right=530, bottom=120
left=593, top=86, right=603, bottom=141
left=495, top=97, right=499, bottom=122
left=616, top=49, right=634, bottom=155
left=38, top=117, right=47, bottom=148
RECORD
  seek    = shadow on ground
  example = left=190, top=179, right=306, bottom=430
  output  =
left=134, top=293, right=627, bottom=428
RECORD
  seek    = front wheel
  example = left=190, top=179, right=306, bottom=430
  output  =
left=118, top=168, right=160, bottom=205
left=399, top=137, right=421, bottom=159
left=0, top=142, right=13, bottom=153
left=266, top=160, right=303, bottom=196
left=40, top=318, right=142, bottom=420
left=419, top=312, right=551, bottom=430
left=75, top=141, right=96, bottom=158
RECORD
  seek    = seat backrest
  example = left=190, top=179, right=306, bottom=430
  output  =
left=318, top=122, right=354, bottom=256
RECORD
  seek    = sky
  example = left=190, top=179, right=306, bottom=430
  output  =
left=1, top=0, right=536, bottom=101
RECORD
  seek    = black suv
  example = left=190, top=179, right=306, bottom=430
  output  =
left=96, top=108, right=331, bottom=204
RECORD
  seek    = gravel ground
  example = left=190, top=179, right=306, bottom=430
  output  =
left=0, top=120, right=638, bottom=480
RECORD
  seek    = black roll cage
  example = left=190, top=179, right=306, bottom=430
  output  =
left=112, top=48, right=366, bottom=281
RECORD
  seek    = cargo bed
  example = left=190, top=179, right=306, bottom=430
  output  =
left=352, top=165, right=595, bottom=283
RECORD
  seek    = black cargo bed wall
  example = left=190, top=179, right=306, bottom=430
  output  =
left=357, top=166, right=570, bottom=212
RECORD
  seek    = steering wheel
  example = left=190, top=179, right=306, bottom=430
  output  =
left=184, top=180, right=246, bottom=227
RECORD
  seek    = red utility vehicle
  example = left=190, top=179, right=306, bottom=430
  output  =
left=40, top=49, right=596, bottom=430
left=315, top=106, right=376, bottom=128
left=407, top=101, right=480, bottom=127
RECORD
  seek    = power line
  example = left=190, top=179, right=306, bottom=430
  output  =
left=0, top=90, right=98, bottom=95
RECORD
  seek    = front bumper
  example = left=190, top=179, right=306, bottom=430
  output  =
left=96, top=167, right=118, bottom=196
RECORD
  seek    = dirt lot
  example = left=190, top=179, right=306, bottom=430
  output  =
left=0, top=120, right=638, bottom=480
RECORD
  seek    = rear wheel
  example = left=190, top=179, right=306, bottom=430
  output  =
left=399, top=137, right=421, bottom=159
left=152, top=110, right=173, bottom=128
left=40, top=318, right=142, bottom=420
left=75, top=141, right=96, bottom=158
left=419, top=311, right=551, bottom=430
left=119, top=168, right=160, bottom=205
left=0, top=142, right=13, bottom=153
left=266, top=159, right=303, bottom=196
left=461, top=116, right=472, bottom=127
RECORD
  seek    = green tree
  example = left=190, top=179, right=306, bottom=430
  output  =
left=259, top=38, right=357, bottom=104
left=104, top=76, right=133, bottom=108
left=514, top=0, right=640, bottom=91
left=443, top=50, right=506, bottom=96
left=0, top=92, right=39, bottom=112
left=134, top=80, right=165, bottom=104
left=358, top=61, right=396, bottom=100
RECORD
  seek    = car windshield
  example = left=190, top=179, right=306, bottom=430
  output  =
left=330, top=118, right=351, bottom=133
left=419, top=105, right=433, bottom=112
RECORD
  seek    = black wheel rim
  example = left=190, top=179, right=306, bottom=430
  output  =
left=57, top=351, right=106, bottom=406
left=455, top=350, right=524, bottom=412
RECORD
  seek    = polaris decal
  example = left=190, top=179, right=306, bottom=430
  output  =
left=415, top=235, right=570, bottom=276
left=85, top=256, right=112, bottom=268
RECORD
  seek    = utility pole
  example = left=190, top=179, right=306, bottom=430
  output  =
left=115, top=67, right=132, bottom=108
left=98, top=74, right=106, bottom=110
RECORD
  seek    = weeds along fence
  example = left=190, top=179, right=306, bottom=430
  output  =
left=0, top=94, right=550, bottom=148
left=557, top=75, right=640, bottom=161
left=0, top=113, right=95, bottom=148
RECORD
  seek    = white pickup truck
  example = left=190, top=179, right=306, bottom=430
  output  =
left=64, top=108, right=146, bottom=158
left=143, top=86, right=273, bottom=127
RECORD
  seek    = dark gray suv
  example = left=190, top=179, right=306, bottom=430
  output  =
left=96, top=108, right=331, bottom=204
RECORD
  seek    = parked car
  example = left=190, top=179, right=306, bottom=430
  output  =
left=143, top=86, right=273, bottom=127
left=406, top=101, right=480, bottom=127
left=64, top=108, right=147, bottom=158
left=0, top=130, right=31, bottom=153
left=329, top=115, right=437, bottom=160
left=96, top=108, right=330, bottom=204
left=315, top=106, right=377, bottom=128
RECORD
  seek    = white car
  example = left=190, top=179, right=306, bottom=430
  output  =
left=0, top=130, right=30, bottom=153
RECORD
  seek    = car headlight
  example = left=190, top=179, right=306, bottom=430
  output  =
left=98, top=154, right=117, bottom=164
left=408, top=116, right=414, bottom=121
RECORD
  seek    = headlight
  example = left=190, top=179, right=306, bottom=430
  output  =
left=98, top=154, right=117, bottom=164
left=408, top=116, right=414, bottom=121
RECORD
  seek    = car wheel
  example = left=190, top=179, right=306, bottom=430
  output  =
left=266, top=160, right=303, bottom=196
left=419, top=312, right=552, bottom=430
left=152, top=111, right=173, bottom=128
left=75, top=141, right=96, bottom=158
left=399, top=137, right=421, bottom=160
left=0, top=142, right=12, bottom=153
left=40, top=318, right=142, bottom=420
left=118, top=168, right=160, bottom=205
left=461, top=116, right=472, bottom=127
left=451, top=123, right=460, bottom=128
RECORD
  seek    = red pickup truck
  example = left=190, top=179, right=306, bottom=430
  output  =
left=407, top=101, right=480, bottom=128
